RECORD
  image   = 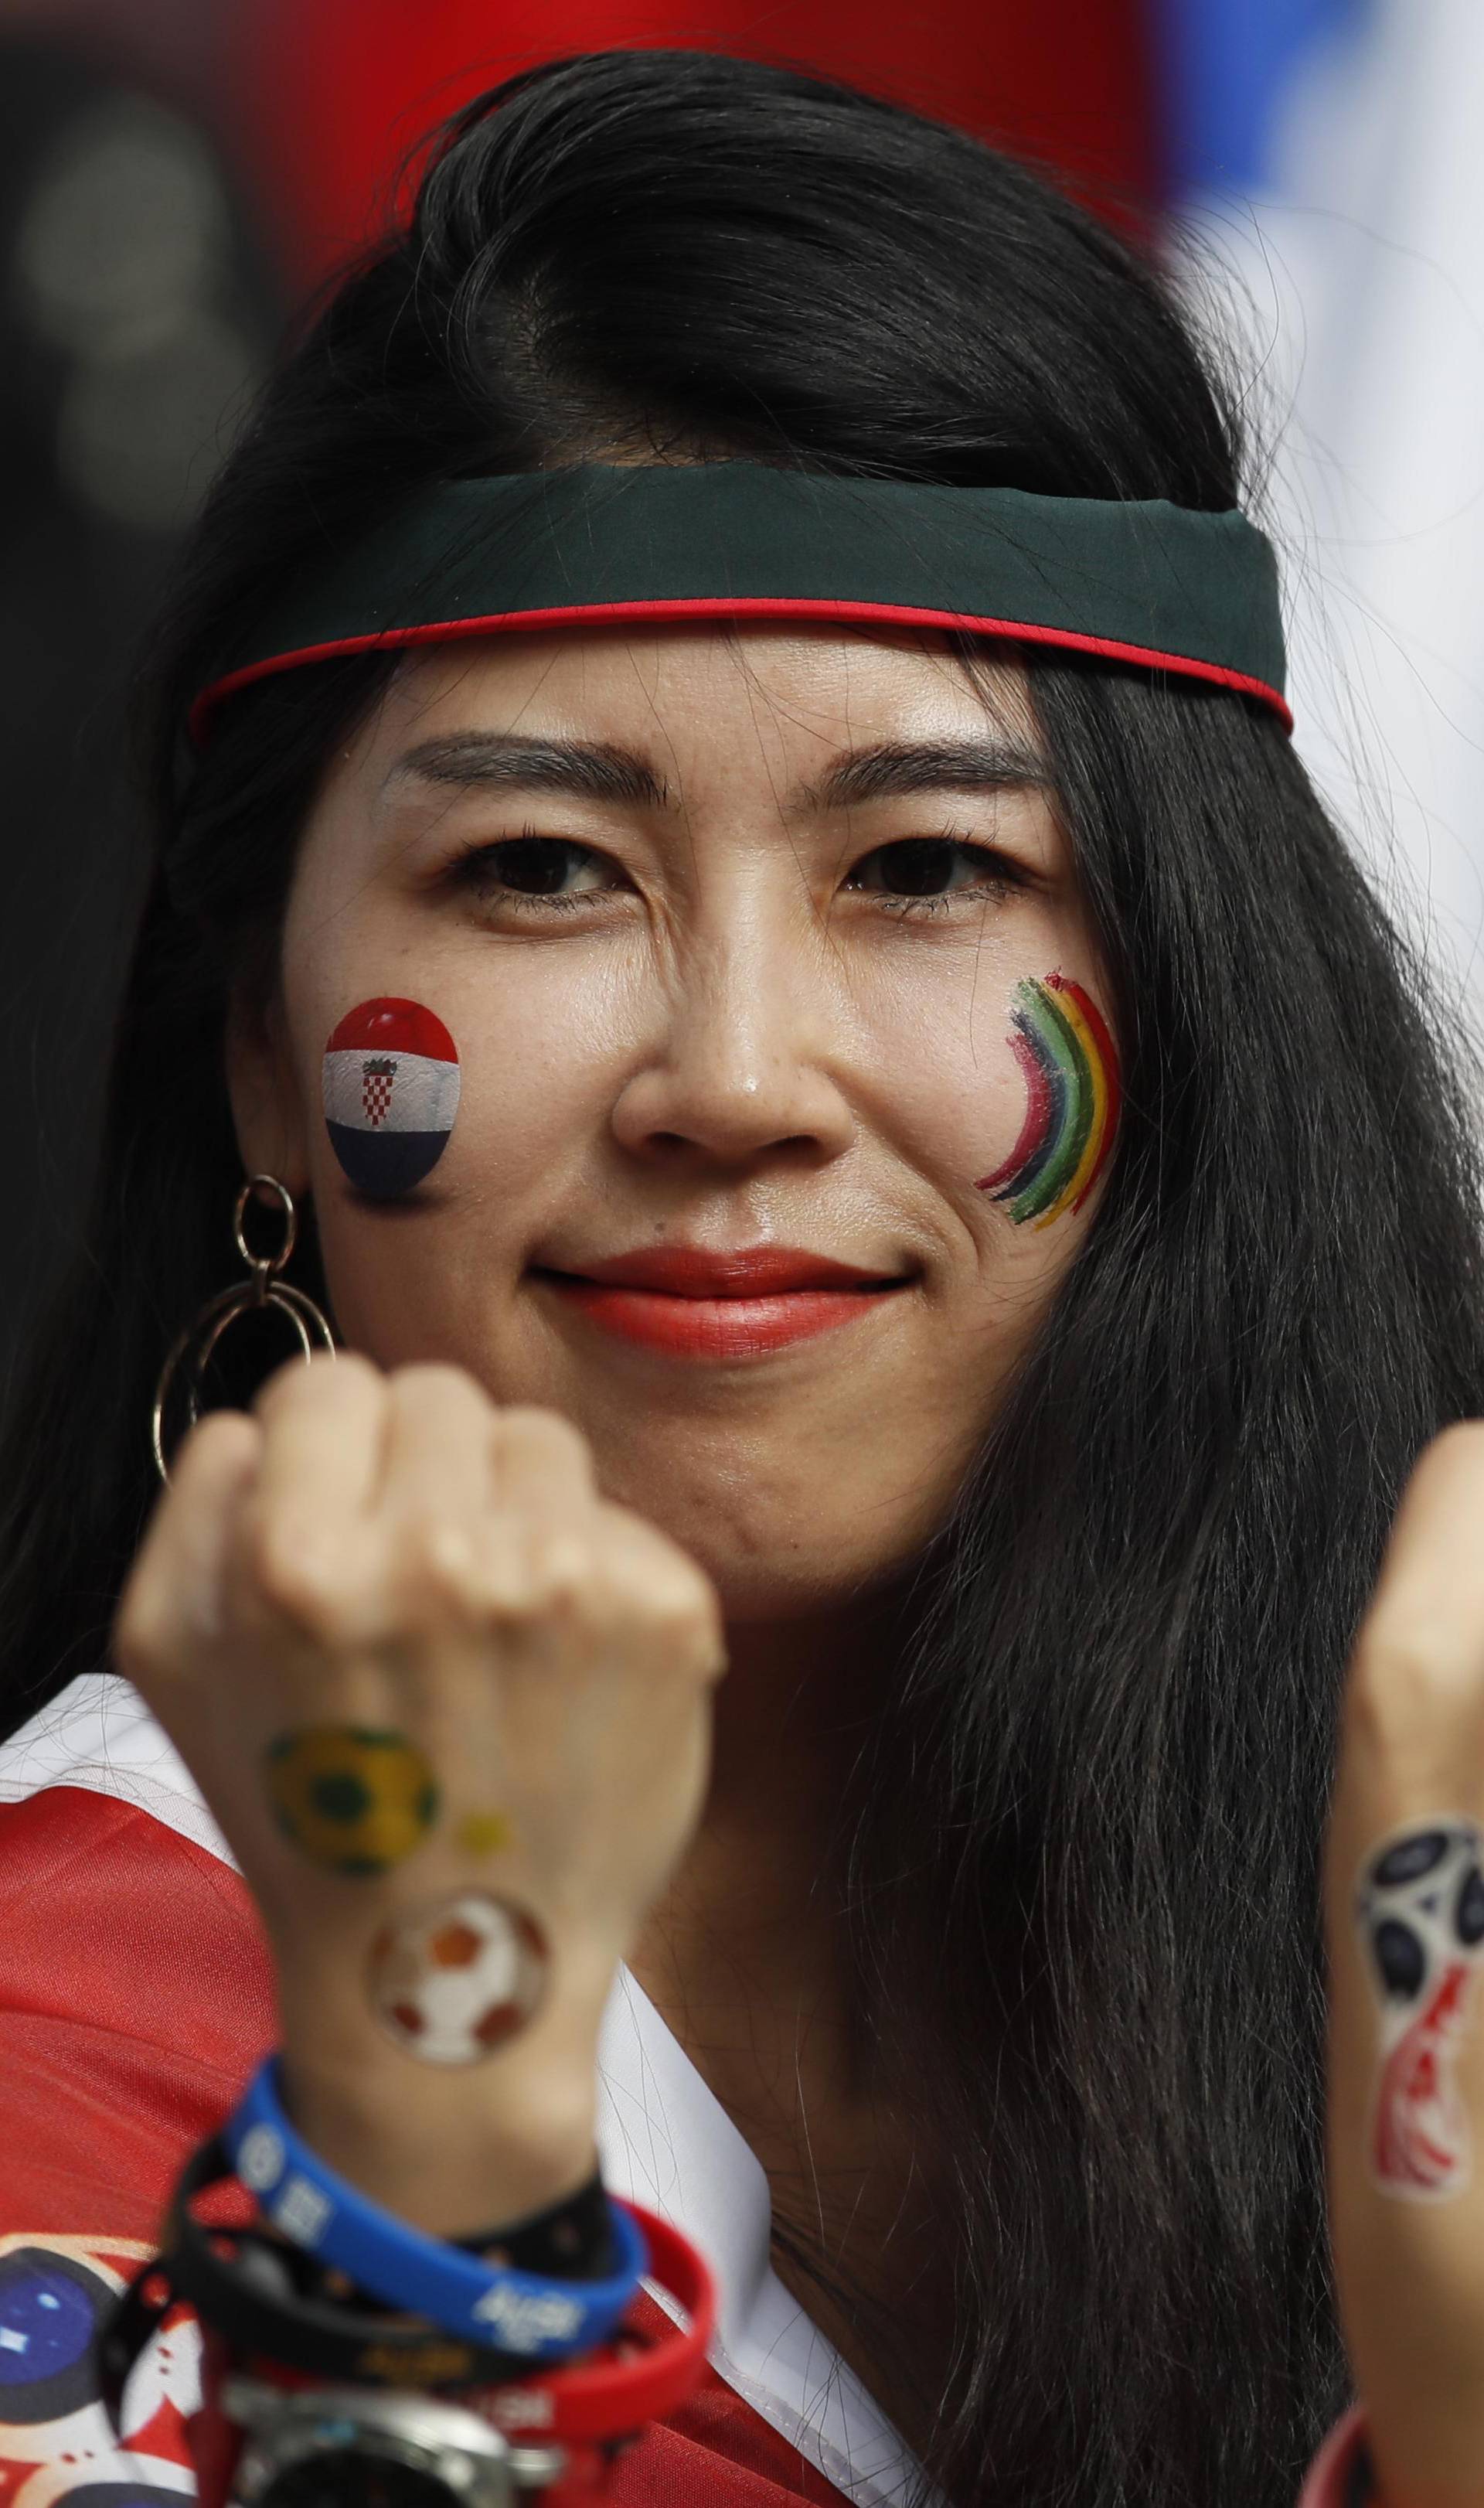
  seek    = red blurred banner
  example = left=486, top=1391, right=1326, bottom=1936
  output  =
left=229, top=0, right=1161, bottom=284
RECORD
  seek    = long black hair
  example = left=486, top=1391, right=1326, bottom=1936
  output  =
left=5, top=46, right=1482, bottom=2508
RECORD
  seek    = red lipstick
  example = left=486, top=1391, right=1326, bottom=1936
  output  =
left=533, top=1245, right=908, bottom=1358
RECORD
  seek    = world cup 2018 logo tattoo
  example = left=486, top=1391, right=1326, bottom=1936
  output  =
left=975, top=971, right=1121, bottom=1228
left=322, top=998, right=461, bottom=1197
left=1356, top=1817, right=1484, bottom=2199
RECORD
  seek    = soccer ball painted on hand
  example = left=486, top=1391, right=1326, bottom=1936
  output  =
left=264, top=1727, right=440, bottom=1876
left=367, top=1891, right=551, bottom=2064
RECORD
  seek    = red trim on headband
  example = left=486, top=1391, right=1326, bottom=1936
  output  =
left=190, top=596, right=1294, bottom=739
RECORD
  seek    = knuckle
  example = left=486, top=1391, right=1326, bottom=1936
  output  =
left=175, top=1406, right=258, bottom=1477
left=464, top=1530, right=539, bottom=1619
left=664, top=1599, right=726, bottom=1671
left=645, top=1569, right=714, bottom=1632
left=112, top=1584, right=171, bottom=1679
left=1347, top=1620, right=1484, bottom=1743
left=252, top=1345, right=340, bottom=1418
left=241, top=1509, right=356, bottom=1634
left=1399, top=1419, right=1484, bottom=1515
left=527, top=1531, right=592, bottom=1603
left=399, top=1512, right=479, bottom=1598
left=1424, top=1417, right=1484, bottom=1467
left=601, top=1551, right=718, bottom=1650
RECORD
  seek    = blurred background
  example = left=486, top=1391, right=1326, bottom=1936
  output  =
left=0, top=0, right=1479, bottom=1394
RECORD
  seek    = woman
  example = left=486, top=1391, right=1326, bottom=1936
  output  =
left=2, top=43, right=1483, bottom=2508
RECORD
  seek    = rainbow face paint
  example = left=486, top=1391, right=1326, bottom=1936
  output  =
left=976, top=971, right=1121, bottom=1226
left=322, top=997, right=460, bottom=1197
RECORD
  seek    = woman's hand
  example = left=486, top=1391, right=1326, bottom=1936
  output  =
left=112, top=1351, right=727, bottom=2233
left=1326, top=1423, right=1484, bottom=2508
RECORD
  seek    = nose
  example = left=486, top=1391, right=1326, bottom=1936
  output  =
left=609, top=925, right=857, bottom=1173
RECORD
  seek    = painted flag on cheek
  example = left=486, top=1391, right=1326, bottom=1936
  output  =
left=322, top=997, right=460, bottom=1197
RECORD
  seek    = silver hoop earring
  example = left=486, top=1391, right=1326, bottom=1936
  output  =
left=152, top=1174, right=336, bottom=1483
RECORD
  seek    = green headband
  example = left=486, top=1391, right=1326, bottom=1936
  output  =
left=190, top=460, right=1290, bottom=739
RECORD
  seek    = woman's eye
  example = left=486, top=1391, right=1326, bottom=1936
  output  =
left=846, top=837, right=1023, bottom=909
left=448, top=830, right=1022, bottom=918
left=452, top=836, right=618, bottom=910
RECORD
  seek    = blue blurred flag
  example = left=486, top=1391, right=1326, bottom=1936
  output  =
left=1157, top=0, right=1373, bottom=193
left=1158, top=0, right=1484, bottom=1014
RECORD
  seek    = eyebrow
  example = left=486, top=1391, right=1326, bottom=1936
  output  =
left=385, top=731, right=1053, bottom=814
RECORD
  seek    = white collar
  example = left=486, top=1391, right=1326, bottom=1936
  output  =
left=0, top=1675, right=944, bottom=2508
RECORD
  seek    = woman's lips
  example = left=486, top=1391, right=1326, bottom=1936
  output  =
left=531, top=1245, right=910, bottom=1358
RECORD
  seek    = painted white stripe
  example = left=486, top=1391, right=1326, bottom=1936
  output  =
left=322, top=1048, right=461, bottom=1136
left=0, top=1674, right=944, bottom=2508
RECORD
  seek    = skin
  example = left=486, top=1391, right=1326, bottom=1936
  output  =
left=206, top=619, right=1105, bottom=2424
left=254, top=621, right=1104, bottom=1607
left=114, top=615, right=1484, bottom=2499
left=1326, top=1424, right=1484, bottom=2508
left=226, top=621, right=1110, bottom=2115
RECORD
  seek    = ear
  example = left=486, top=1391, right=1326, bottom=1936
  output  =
left=225, top=977, right=312, bottom=1198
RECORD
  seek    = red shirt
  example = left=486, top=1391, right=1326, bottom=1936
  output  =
left=0, top=1678, right=1367, bottom=2508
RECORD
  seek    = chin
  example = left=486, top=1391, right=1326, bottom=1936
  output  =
left=652, top=1512, right=925, bottom=1627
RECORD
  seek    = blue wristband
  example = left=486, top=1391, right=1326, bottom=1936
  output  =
left=221, top=2056, right=646, bottom=2360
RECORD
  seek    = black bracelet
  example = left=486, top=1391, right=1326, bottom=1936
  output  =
left=286, top=2155, right=621, bottom=2313
left=97, top=2134, right=599, bottom=2434
left=454, top=2166, right=618, bottom=2275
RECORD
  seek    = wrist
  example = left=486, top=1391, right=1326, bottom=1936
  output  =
left=277, top=2047, right=601, bottom=2241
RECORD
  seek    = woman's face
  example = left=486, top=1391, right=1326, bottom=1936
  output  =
left=229, top=623, right=1118, bottom=1622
